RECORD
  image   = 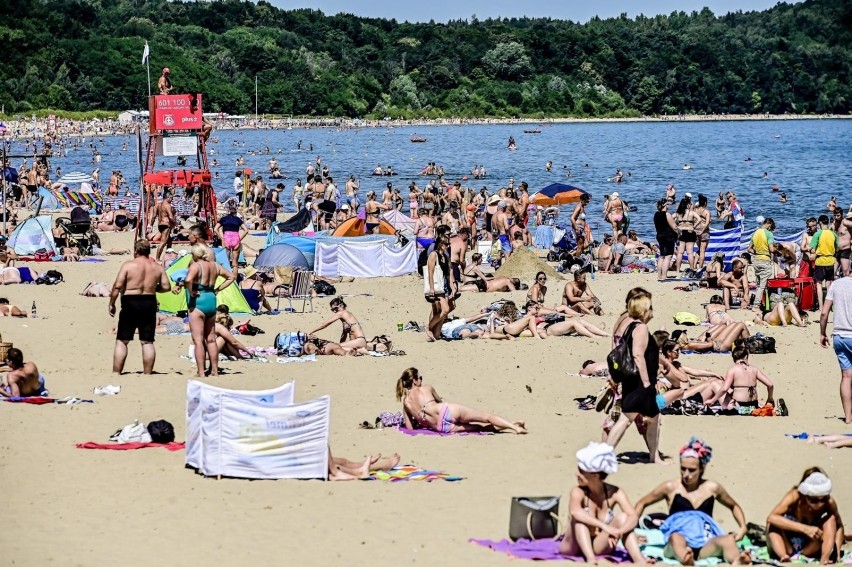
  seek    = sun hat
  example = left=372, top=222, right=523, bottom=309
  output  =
left=798, top=472, right=832, bottom=497
left=488, top=195, right=501, bottom=205
left=576, top=442, right=618, bottom=475
left=243, top=266, right=258, bottom=279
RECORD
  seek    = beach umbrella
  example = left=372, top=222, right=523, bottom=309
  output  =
left=531, top=183, right=589, bottom=206
left=57, top=171, right=95, bottom=185
left=254, top=243, right=311, bottom=270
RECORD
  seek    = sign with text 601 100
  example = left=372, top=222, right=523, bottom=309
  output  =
left=148, top=94, right=204, bottom=133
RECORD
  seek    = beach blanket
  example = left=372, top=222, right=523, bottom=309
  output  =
left=786, top=432, right=852, bottom=440
left=79, top=258, right=107, bottom=262
left=76, top=441, right=185, bottom=451
left=469, top=537, right=630, bottom=562
left=680, top=350, right=731, bottom=355
left=2, top=396, right=93, bottom=404
left=397, top=426, right=493, bottom=437
left=276, top=354, right=316, bottom=364
left=367, top=465, right=463, bottom=482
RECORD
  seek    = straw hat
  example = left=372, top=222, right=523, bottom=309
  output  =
left=243, top=266, right=258, bottom=279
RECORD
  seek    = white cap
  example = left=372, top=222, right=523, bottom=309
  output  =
left=685, top=192, right=692, bottom=198
left=610, top=192, right=619, bottom=199
left=755, top=215, right=765, bottom=224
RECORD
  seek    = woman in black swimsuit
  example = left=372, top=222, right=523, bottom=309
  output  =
left=674, top=195, right=699, bottom=275
left=605, top=288, right=665, bottom=463
left=635, top=437, right=750, bottom=565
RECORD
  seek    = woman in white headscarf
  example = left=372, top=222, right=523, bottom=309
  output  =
left=766, top=467, right=845, bottom=563
left=559, top=442, right=648, bottom=563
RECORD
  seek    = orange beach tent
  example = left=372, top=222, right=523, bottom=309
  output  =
left=332, top=218, right=395, bottom=237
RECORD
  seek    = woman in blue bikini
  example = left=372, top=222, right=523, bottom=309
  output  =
left=395, top=367, right=527, bottom=434
left=184, top=244, right=235, bottom=377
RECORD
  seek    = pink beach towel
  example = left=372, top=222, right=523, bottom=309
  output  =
left=397, top=426, right=493, bottom=437
left=76, top=442, right=185, bottom=451
left=469, top=538, right=630, bottom=562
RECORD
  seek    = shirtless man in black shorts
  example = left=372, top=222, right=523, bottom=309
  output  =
left=154, top=192, right=176, bottom=260
left=109, top=240, right=171, bottom=374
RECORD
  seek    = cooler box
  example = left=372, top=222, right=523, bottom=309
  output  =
left=764, top=277, right=816, bottom=311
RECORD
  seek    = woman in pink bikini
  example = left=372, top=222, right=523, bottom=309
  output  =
left=395, top=367, right=527, bottom=434
left=215, top=203, right=248, bottom=271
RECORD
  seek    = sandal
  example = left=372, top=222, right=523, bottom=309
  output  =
left=358, top=420, right=375, bottom=429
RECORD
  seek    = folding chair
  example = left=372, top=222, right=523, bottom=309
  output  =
left=273, top=270, right=314, bottom=313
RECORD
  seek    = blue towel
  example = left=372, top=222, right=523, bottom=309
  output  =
left=661, top=511, right=724, bottom=550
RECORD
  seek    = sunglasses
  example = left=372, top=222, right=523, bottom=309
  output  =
left=537, top=277, right=547, bottom=281
left=806, top=495, right=829, bottom=504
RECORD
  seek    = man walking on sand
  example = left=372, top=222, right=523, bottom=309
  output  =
left=820, top=268, right=852, bottom=424
left=109, top=240, right=171, bottom=374
left=154, top=192, right=176, bottom=261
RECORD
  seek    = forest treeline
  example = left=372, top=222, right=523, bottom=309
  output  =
left=1, top=0, right=849, bottom=118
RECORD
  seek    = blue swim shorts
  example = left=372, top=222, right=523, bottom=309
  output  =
left=450, top=324, right=481, bottom=339
left=499, top=234, right=512, bottom=253
left=833, top=335, right=852, bottom=371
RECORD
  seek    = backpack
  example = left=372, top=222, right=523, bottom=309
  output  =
left=36, top=270, right=64, bottom=285
left=746, top=334, right=776, bottom=354
left=146, top=420, right=175, bottom=444
left=313, top=280, right=336, bottom=296
left=274, top=331, right=307, bottom=357
left=238, top=321, right=264, bottom=336
left=607, top=322, right=640, bottom=383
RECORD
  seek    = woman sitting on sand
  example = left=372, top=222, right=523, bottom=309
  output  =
left=766, top=468, right=845, bottom=563
left=486, top=301, right=545, bottom=340
left=396, top=367, right=527, bottom=434
left=308, top=297, right=368, bottom=351
left=702, top=341, right=775, bottom=410
left=635, top=437, right=751, bottom=565
left=458, top=253, right=522, bottom=293
left=527, top=271, right=579, bottom=316
left=702, top=252, right=726, bottom=289
left=214, top=313, right=254, bottom=360
left=758, top=301, right=808, bottom=327
left=559, top=442, right=648, bottom=563
left=671, top=322, right=750, bottom=353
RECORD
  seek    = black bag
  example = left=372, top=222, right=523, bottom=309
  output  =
left=313, top=280, right=336, bottom=296
left=238, top=321, right=264, bottom=336
left=746, top=334, right=776, bottom=354
left=146, top=420, right=175, bottom=444
left=509, top=497, right=561, bottom=541
left=607, top=322, right=639, bottom=383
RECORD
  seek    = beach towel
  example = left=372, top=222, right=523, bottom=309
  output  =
left=367, top=465, right=463, bottom=482
left=76, top=441, right=185, bottom=451
left=79, top=258, right=107, bottom=262
left=635, top=528, right=727, bottom=565
left=786, top=432, right=852, bottom=440
left=397, top=426, right=493, bottom=437
left=469, top=537, right=630, bottom=562
left=1, top=396, right=55, bottom=404
left=276, top=354, right=317, bottom=364
left=680, top=350, right=731, bottom=355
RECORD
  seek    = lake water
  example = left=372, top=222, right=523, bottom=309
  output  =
left=16, top=119, right=852, bottom=236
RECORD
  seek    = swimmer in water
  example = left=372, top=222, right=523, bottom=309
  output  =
left=779, top=192, right=787, bottom=204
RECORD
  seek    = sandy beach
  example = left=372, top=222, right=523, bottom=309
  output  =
left=0, top=224, right=849, bottom=565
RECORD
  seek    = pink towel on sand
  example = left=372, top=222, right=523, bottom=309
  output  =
left=397, top=426, right=492, bottom=437
left=469, top=538, right=630, bottom=562
left=76, top=442, right=185, bottom=451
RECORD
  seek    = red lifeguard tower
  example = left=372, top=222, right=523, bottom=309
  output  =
left=139, top=93, right=215, bottom=239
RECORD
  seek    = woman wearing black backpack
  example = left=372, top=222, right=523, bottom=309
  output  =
left=606, top=288, right=665, bottom=463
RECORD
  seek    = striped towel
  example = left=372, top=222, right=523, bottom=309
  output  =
left=368, top=465, right=463, bottom=482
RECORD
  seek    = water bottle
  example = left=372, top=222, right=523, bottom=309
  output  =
left=31, top=301, right=37, bottom=318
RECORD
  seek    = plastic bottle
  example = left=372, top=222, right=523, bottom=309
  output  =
left=31, top=301, right=37, bottom=318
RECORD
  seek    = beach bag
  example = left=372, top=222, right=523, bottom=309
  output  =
left=109, top=420, right=152, bottom=443
left=36, top=270, right=63, bottom=285
left=746, top=334, right=776, bottom=354
left=607, top=322, right=639, bottom=383
left=275, top=331, right=307, bottom=357
left=146, top=420, right=175, bottom=444
left=313, top=280, right=336, bottom=296
left=509, top=497, right=561, bottom=541
left=238, top=321, right=264, bottom=336
left=33, top=249, right=54, bottom=261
